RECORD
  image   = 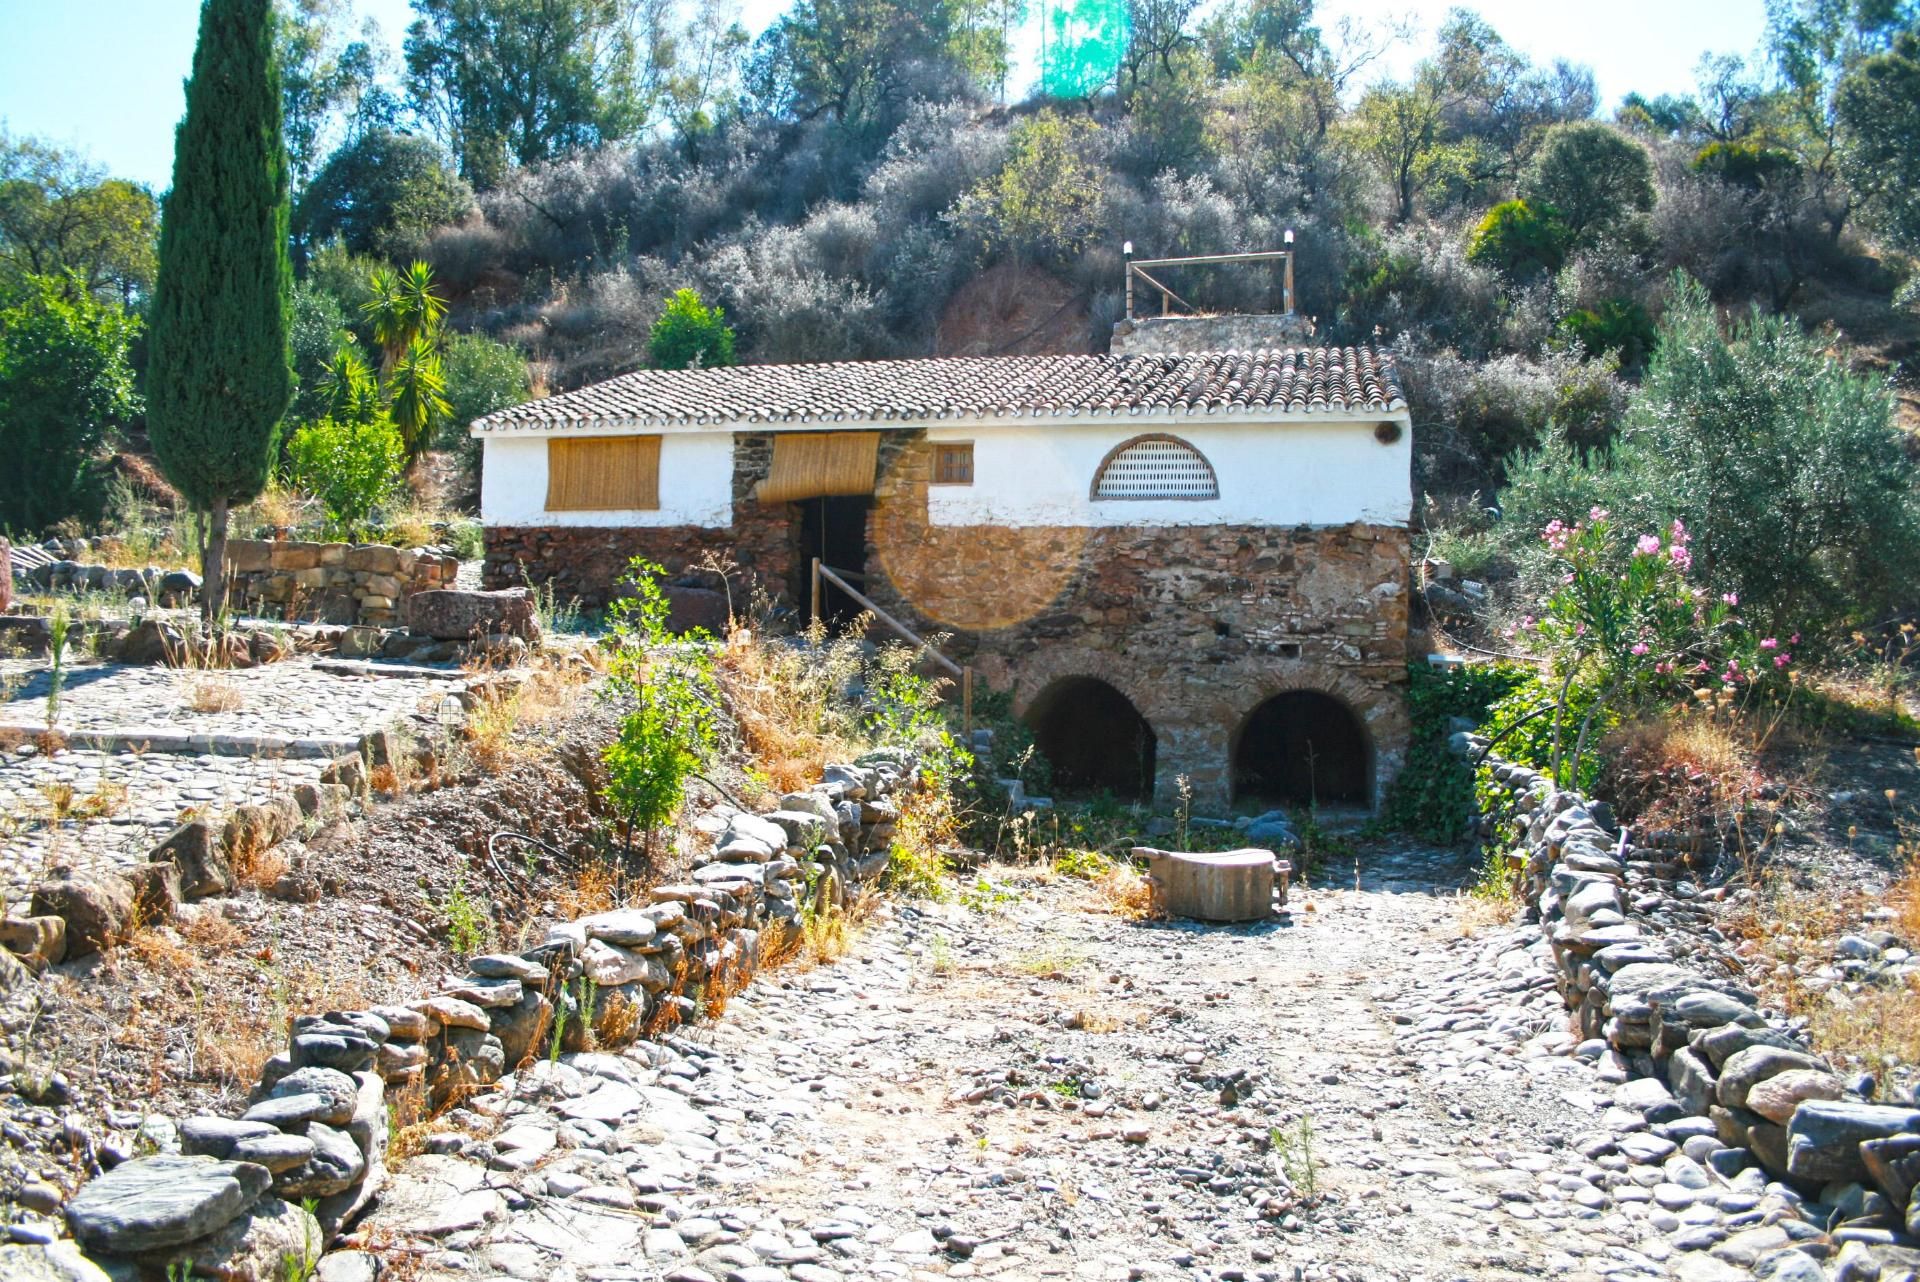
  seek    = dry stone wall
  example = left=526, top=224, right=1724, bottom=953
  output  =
left=1464, top=733, right=1920, bottom=1266
left=224, top=541, right=460, bottom=626
left=39, top=747, right=922, bottom=1280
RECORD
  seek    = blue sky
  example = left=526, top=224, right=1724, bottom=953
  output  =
left=0, top=0, right=1769, bottom=190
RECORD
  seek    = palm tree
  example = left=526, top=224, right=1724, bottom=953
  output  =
left=387, top=332, right=450, bottom=463
left=318, top=343, right=381, bottom=425
left=362, top=260, right=446, bottom=375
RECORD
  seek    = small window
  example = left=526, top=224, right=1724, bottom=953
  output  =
left=1092, top=435, right=1219, bottom=501
left=547, top=436, right=661, bottom=511
left=932, top=442, right=974, bottom=485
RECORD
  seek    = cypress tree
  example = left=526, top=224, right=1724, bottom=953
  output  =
left=148, top=0, right=294, bottom=621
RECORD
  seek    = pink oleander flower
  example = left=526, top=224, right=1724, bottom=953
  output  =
left=1654, top=662, right=1673, bottom=675
left=1669, top=518, right=1689, bottom=545
left=1668, top=544, right=1692, bottom=570
left=1636, top=534, right=1662, bottom=555
left=1574, top=622, right=1587, bottom=636
left=1722, top=593, right=1738, bottom=606
left=1790, top=633, right=1801, bottom=644
left=1695, top=660, right=1711, bottom=673
left=1760, top=637, right=1778, bottom=649
left=1630, top=642, right=1650, bottom=655
left=1774, top=653, right=1791, bottom=668
left=1589, top=506, right=1610, bottom=522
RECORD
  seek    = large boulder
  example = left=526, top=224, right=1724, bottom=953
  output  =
left=405, top=588, right=539, bottom=642
left=30, top=876, right=134, bottom=957
left=118, top=619, right=185, bottom=665
left=64, top=1155, right=272, bottom=1253
left=664, top=585, right=729, bottom=636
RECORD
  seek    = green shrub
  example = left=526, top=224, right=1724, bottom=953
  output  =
left=648, top=288, right=736, bottom=371
left=0, top=276, right=140, bottom=534
left=285, top=414, right=405, bottom=539
left=1384, top=660, right=1532, bottom=843
left=1502, top=274, right=1920, bottom=637
left=1466, top=199, right=1569, bottom=278
left=600, top=558, right=719, bottom=859
left=1692, top=141, right=1800, bottom=189
left=1561, top=299, right=1655, bottom=370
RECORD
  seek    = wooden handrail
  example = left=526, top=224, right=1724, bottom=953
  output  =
left=813, top=557, right=973, bottom=733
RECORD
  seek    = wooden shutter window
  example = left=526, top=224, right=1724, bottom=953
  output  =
left=932, top=442, right=974, bottom=485
left=546, top=436, right=662, bottom=511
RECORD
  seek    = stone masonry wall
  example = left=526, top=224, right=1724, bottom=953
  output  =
left=865, top=433, right=1411, bottom=808
left=225, top=540, right=459, bottom=626
left=1108, top=312, right=1316, bottom=356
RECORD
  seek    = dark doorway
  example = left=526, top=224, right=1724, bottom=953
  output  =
left=1233, top=691, right=1369, bottom=807
left=801, top=495, right=870, bottom=628
left=1023, top=677, right=1156, bottom=801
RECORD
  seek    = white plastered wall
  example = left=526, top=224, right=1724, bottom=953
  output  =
left=922, top=418, right=1411, bottom=528
left=480, top=433, right=734, bottom=528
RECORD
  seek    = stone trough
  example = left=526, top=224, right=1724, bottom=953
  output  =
left=1132, top=847, right=1290, bottom=922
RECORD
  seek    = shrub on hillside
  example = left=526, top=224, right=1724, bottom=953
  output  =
left=1466, top=199, right=1569, bottom=278
left=648, top=288, right=737, bottom=370
left=1499, top=274, right=1920, bottom=636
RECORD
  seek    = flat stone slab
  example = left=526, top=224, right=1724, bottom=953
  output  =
left=64, top=1154, right=272, bottom=1253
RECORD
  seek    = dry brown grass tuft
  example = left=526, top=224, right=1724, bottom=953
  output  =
left=1804, top=978, right=1920, bottom=1078
left=126, top=926, right=197, bottom=972
left=1091, top=864, right=1163, bottom=920
left=181, top=673, right=245, bottom=714
left=179, top=909, right=247, bottom=952
left=595, top=989, right=643, bottom=1046
left=553, top=860, right=620, bottom=920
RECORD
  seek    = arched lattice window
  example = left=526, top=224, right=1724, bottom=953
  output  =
left=1091, top=434, right=1219, bottom=501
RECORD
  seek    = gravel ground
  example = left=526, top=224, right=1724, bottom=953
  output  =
left=356, top=845, right=1843, bottom=1282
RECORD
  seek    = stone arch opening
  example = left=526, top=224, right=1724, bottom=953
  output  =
left=1232, top=691, right=1370, bottom=807
left=1023, top=677, right=1157, bottom=801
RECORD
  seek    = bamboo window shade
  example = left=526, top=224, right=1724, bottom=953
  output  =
left=755, top=431, right=881, bottom=503
left=546, top=436, right=661, bottom=511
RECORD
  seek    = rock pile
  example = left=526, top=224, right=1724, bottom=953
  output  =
left=17, top=747, right=921, bottom=1279
left=1464, top=733, right=1920, bottom=1275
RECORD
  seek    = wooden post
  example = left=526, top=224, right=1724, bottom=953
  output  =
left=1124, top=259, right=1134, bottom=321
left=962, top=666, right=974, bottom=737
left=810, top=556, right=821, bottom=627
left=1283, top=251, right=1294, bottom=315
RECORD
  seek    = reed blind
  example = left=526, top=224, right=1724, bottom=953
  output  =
left=546, top=436, right=662, bottom=511
left=756, top=431, right=881, bottom=503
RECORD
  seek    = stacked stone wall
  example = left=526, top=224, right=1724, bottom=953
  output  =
left=1465, top=734, right=1920, bottom=1239
left=225, top=541, right=459, bottom=626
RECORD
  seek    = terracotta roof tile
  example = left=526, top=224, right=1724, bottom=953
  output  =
left=473, top=348, right=1405, bottom=431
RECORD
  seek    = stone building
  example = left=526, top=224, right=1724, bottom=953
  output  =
left=473, top=330, right=1413, bottom=812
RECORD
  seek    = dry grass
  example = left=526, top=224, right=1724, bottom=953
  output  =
left=455, top=656, right=595, bottom=775
left=1090, top=864, right=1163, bottom=920
left=126, top=925, right=197, bottom=971
left=595, top=988, right=643, bottom=1046
left=715, top=623, right=867, bottom=794
left=181, top=672, right=246, bottom=713
left=553, top=860, right=621, bottom=919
